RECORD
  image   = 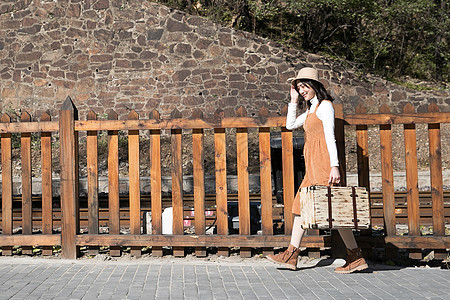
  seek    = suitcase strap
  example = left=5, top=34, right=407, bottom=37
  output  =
left=327, top=186, right=359, bottom=229
left=327, top=186, right=333, bottom=228
left=352, top=186, right=358, bottom=229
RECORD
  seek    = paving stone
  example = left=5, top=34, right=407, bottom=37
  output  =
left=0, top=258, right=449, bottom=300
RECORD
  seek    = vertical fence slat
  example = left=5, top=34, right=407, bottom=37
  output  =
left=281, top=127, right=294, bottom=235
left=107, top=110, right=121, bottom=257
left=355, top=104, right=370, bottom=190
left=86, top=111, right=99, bottom=256
left=403, top=104, right=421, bottom=259
left=354, top=104, right=373, bottom=258
left=379, top=104, right=396, bottom=258
left=427, top=103, right=446, bottom=259
left=20, top=112, right=33, bottom=255
left=236, top=132, right=250, bottom=237
left=259, top=128, right=273, bottom=234
left=356, top=125, right=370, bottom=188
left=59, top=97, right=79, bottom=259
left=192, top=110, right=206, bottom=257
left=214, top=126, right=229, bottom=257
left=171, top=109, right=184, bottom=257
left=128, top=110, right=141, bottom=257
left=41, top=112, right=53, bottom=256
left=215, top=107, right=228, bottom=257
left=149, top=109, right=163, bottom=257
left=403, top=104, right=420, bottom=236
left=236, top=107, right=251, bottom=258
left=259, top=122, right=273, bottom=257
left=428, top=104, right=444, bottom=236
left=1, top=113, right=13, bottom=256
left=334, top=103, right=347, bottom=186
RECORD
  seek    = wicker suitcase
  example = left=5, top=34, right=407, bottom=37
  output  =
left=298, top=186, right=370, bottom=229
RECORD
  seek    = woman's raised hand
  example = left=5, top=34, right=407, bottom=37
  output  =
left=290, top=85, right=299, bottom=103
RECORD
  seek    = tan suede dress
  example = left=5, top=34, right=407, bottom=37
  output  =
left=292, top=100, right=333, bottom=215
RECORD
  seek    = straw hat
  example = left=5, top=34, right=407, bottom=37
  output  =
left=287, top=67, right=319, bottom=84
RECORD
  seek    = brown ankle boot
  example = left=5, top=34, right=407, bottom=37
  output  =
left=334, top=247, right=368, bottom=274
left=266, top=244, right=300, bottom=270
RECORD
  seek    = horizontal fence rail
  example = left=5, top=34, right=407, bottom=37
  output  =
left=0, top=96, right=449, bottom=259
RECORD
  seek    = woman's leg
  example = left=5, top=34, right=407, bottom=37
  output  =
left=266, top=215, right=304, bottom=270
left=337, top=228, right=357, bottom=249
left=335, top=228, right=368, bottom=274
left=290, top=215, right=306, bottom=248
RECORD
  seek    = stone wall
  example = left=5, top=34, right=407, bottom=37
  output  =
left=1, top=0, right=449, bottom=121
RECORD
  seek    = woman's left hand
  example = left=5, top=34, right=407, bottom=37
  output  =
left=329, top=166, right=341, bottom=185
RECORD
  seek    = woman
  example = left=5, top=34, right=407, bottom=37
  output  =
left=266, top=67, right=368, bottom=274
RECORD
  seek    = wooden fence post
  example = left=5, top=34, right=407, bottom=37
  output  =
left=41, top=112, right=54, bottom=256
left=403, top=103, right=421, bottom=259
left=428, top=103, right=446, bottom=260
left=379, top=104, right=397, bottom=260
left=128, top=110, right=141, bottom=258
left=171, top=108, right=184, bottom=257
left=149, top=109, right=163, bottom=257
left=214, top=109, right=229, bottom=257
left=334, top=103, right=347, bottom=186
left=332, top=103, right=350, bottom=259
left=21, top=112, right=33, bottom=255
left=87, top=111, right=99, bottom=256
left=192, top=109, right=206, bottom=257
left=1, top=113, right=13, bottom=256
left=59, top=96, right=79, bottom=259
left=258, top=106, right=274, bottom=257
left=107, top=110, right=121, bottom=257
left=236, top=106, right=251, bottom=258
left=280, top=105, right=294, bottom=235
left=354, top=104, right=372, bottom=259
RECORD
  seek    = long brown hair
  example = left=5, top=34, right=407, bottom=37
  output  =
left=293, top=79, right=334, bottom=110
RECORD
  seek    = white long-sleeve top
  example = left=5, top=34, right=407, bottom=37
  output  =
left=286, top=96, right=339, bottom=167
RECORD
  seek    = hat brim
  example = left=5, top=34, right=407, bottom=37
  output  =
left=287, top=77, right=320, bottom=84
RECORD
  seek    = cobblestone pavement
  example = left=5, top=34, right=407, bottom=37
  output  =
left=0, top=256, right=449, bottom=300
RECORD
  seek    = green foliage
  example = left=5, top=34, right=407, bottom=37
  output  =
left=152, top=0, right=449, bottom=86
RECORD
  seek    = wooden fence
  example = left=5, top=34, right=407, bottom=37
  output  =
left=0, top=97, right=449, bottom=259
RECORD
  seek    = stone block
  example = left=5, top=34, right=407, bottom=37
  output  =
left=174, top=43, right=191, bottom=54
left=93, top=0, right=109, bottom=10
left=246, top=55, right=261, bottom=67
left=113, top=21, right=135, bottom=31
left=22, top=17, right=37, bottom=27
left=182, top=96, right=204, bottom=106
left=391, top=90, right=406, bottom=102
left=16, top=52, right=42, bottom=62
left=140, top=51, right=157, bottom=60
left=118, top=31, right=132, bottom=40
left=13, top=70, right=21, bottom=82
left=1, top=87, right=16, bottom=98
left=91, top=54, right=113, bottom=63
left=2, top=20, right=21, bottom=29
left=18, top=24, right=41, bottom=35
left=147, top=28, right=164, bottom=41
left=166, top=18, right=190, bottom=32
left=94, top=29, right=114, bottom=42
left=172, top=70, right=191, bottom=82
left=33, top=79, right=47, bottom=87
left=116, top=60, right=131, bottom=68
left=182, top=60, right=197, bottom=68
left=131, top=60, right=144, bottom=69
left=218, top=33, right=232, bottom=47
left=229, top=48, right=244, bottom=58
left=36, top=87, right=55, bottom=98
